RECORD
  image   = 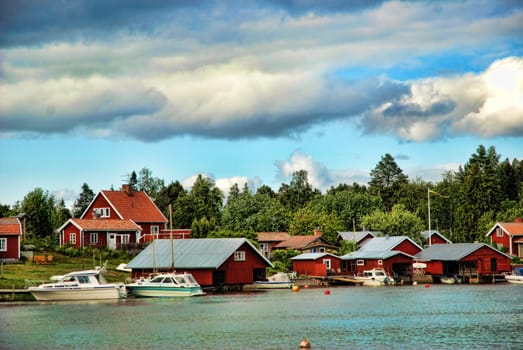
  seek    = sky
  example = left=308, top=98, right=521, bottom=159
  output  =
left=1, top=0, right=523, bottom=208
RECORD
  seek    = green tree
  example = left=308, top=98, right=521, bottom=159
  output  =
left=137, top=167, right=165, bottom=201
left=129, top=171, right=138, bottom=191
left=156, top=181, right=187, bottom=219
left=369, top=153, right=408, bottom=212
left=278, top=170, right=320, bottom=211
left=189, top=174, right=223, bottom=225
left=21, top=188, right=56, bottom=238
left=73, top=183, right=95, bottom=217
left=361, top=204, right=425, bottom=242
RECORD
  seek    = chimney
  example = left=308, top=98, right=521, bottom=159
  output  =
left=122, top=184, right=133, bottom=196
left=313, top=229, right=322, bottom=237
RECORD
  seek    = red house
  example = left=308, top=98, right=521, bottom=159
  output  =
left=340, top=251, right=415, bottom=280
left=127, top=238, right=273, bottom=287
left=486, top=219, right=523, bottom=257
left=337, top=231, right=377, bottom=249
left=359, top=236, right=423, bottom=256
left=58, top=219, right=142, bottom=249
left=421, top=230, right=452, bottom=246
left=291, top=252, right=341, bottom=277
left=58, top=184, right=168, bottom=250
left=415, top=243, right=511, bottom=281
left=0, top=217, right=23, bottom=261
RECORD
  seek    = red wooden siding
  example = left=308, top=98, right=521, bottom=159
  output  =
left=430, top=235, right=449, bottom=245
left=293, top=256, right=341, bottom=277
left=219, top=242, right=269, bottom=285
left=394, top=240, right=422, bottom=256
left=0, top=235, right=20, bottom=260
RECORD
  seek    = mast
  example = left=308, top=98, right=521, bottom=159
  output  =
left=170, top=204, right=174, bottom=271
left=428, top=188, right=431, bottom=246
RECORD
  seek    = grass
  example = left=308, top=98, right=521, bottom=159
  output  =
left=0, top=252, right=131, bottom=289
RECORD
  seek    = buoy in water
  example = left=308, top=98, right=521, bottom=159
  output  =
left=425, top=284, right=430, bottom=288
left=324, top=289, right=330, bottom=295
left=413, top=281, right=418, bottom=286
left=292, top=285, right=300, bottom=292
left=299, top=338, right=311, bottom=348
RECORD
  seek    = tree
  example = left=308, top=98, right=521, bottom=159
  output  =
left=137, top=167, right=165, bottom=201
left=156, top=180, right=186, bottom=218
left=73, top=183, right=95, bottom=217
left=369, top=154, right=408, bottom=212
left=189, top=175, right=223, bottom=224
left=361, top=204, right=425, bottom=242
left=278, top=170, right=320, bottom=211
left=21, top=188, right=56, bottom=238
left=129, top=171, right=138, bottom=191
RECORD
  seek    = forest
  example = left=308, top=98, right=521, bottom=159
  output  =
left=2, top=144, right=522, bottom=249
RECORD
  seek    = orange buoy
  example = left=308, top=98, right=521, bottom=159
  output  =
left=292, top=285, right=300, bottom=292
left=304, top=284, right=309, bottom=288
left=324, top=289, right=330, bottom=295
left=299, top=338, right=311, bottom=348
left=425, top=284, right=430, bottom=288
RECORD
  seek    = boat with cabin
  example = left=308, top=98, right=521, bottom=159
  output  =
left=28, top=267, right=127, bottom=301
left=353, top=268, right=395, bottom=286
left=251, top=272, right=295, bottom=289
left=125, top=272, right=205, bottom=297
left=504, top=267, right=523, bottom=284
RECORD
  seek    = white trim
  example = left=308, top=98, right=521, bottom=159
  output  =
left=356, top=259, right=364, bottom=266
left=0, top=237, right=7, bottom=252
left=234, top=250, right=246, bottom=261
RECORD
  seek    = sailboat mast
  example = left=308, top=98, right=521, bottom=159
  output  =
left=170, top=204, right=174, bottom=271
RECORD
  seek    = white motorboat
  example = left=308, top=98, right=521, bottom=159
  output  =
left=353, top=268, right=395, bottom=286
left=126, top=272, right=205, bottom=297
left=28, top=268, right=126, bottom=301
left=505, top=267, right=523, bottom=284
left=252, top=272, right=294, bottom=289
left=440, top=275, right=462, bottom=284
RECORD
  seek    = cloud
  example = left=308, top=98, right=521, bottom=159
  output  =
left=1, top=1, right=522, bottom=142
left=361, top=57, right=523, bottom=141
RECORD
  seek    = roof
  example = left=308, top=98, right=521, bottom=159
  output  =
left=291, top=252, right=340, bottom=261
left=0, top=217, right=22, bottom=235
left=341, top=250, right=414, bottom=260
left=257, top=232, right=291, bottom=242
left=58, top=218, right=142, bottom=232
left=337, top=231, right=378, bottom=242
left=82, top=188, right=167, bottom=223
left=486, top=222, right=523, bottom=237
left=415, top=243, right=511, bottom=261
left=274, top=235, right=336, bottom=250
left=359, top=236, right=422, bottom=252
left=421, top=230, right=452, bottom=243
left=127, top=238, right=273, bottom=269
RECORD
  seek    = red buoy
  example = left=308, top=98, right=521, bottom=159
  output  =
left=324, top=289, right=330, bottom=295
left=425, top=284, right=430, bottom=288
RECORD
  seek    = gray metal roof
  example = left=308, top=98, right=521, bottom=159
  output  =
left=414, top=243, right=510, bottom=261
left=127, top=238, right=273, bottom=269
left=337, top=231, right=378, bottom=242
left=359, top=236, right=422, bottom=252
left=420, top=230, right=452, bottom=243
left=291, top=252, right=340, bottom=261
left=340, top=250, right=413, bottom=260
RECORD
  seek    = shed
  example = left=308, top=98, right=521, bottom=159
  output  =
left=486, top=219, right=523, bottom=257
left=415, top=243, right=511, bottom=280
left=340, top=250, right=415, bottom=279
left=421, top=230, right=452, bottom=246
left=291, top=252, right=341, bottom=277
left=127, top=238, right=273, bottom=287
left=337, top=231, right=377, bottom=248
left=0, top=217, right=23, bottom=261
left=359, top=236, right=423, bottom=256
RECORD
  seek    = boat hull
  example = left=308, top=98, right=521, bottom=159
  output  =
left=126, top=285, right=205, bottom=298
left=252, top=281, right=294, bottom=289
left=29, top=286, right=124, bottom=301
left=505, top=276, right=523, bottom=284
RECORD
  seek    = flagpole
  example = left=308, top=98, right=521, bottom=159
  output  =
left=428, top=188, right=431, bottom=246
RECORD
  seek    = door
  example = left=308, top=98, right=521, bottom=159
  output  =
left=108, top=233, right=116, bottom=250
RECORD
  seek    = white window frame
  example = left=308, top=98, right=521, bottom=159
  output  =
left=100, top=208, right=110, bottom=218
left=356, top=259, right=364, bottom=266
left=378, top=259, right=383, bottom=266
left=70, top=233, right=76, bottom=245
left=234, top=251, right=246, bottom=261
left=496, top=227, right=503, bottom=238
left=259, top=242, right=269, bottom=253
left=0, top=238, right=6, bottom=251
left=323, top=259, right=331, bottom=270
left=121, top=234, right=130, bottom=245
left=151, top=225, right=159, bottom=235
left=90, top=232, right=98, bottom=244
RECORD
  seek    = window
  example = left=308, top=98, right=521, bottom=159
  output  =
left=319, top=247, right=325, bottom=253
left=378, top=259, right=383, bottom=266
left=90, top=232, right=98, bottom=244
left=151, top=225, right=159, bottom=235
left=259, top=243, right=269, bottom=253
left=121, top=234, right=130, bottom=245
left=0, top=238, right=6, bottom=251
left=70, top=233, right=76, bottom=244
left=496, top=227, right=503, bottom=238
left=101, top=208, right=110, bottom=217
left=356, top=259, right=364, bottom=266
left=234, top=251, right=246, bottom=261
left=323, top=259, right=331, bottom=270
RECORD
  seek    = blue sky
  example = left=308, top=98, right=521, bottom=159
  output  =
left=1, top=0, right=522, bottom=207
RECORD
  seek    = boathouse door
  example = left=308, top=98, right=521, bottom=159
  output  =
left=108, top=233, right=116, bottom=250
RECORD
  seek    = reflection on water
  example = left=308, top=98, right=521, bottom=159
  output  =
left=1, top=284, right=521, bottom=349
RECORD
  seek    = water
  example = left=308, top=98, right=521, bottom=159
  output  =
left=1, top=284, right=521, bottom=349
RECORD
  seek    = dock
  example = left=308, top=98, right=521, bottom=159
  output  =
left=328, top=276, right=364, bottom=285
left=0, top=288, right=33, bottom=302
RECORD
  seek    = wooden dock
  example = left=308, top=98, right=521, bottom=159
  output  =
left=0, top=288, right=33, bottom=302
left=328, top=276, right=364, bottom=285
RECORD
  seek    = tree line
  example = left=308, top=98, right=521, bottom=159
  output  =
left=2, top=145, right=522, bottom=247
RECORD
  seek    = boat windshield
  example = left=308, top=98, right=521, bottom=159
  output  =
left=151, top=276, right=165, bottom=283
left=185, top=274, right=197, bottom=284
left=174, top=276, right=187, bottom=284
left=77, top=275, right=90, bottom=284
left=163, top=277, right=175, bottom=284
left=375, top=271, right=385, bottom=276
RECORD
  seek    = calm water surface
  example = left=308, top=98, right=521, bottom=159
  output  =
left=1, top=284, right=521, bottom=349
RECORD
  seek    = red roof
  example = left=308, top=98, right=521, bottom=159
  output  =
left=274, top=235, right=336, bottom=250
left=0, top=217, right=22, bottom=235
left=69, top=218, right=142, bottom=231
left=100, top=190, right=167, bottom=223
left=499, top=222, right=523, bottom=236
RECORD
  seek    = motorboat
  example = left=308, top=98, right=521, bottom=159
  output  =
left=353, top=268, right=395, bottom=286
left=28, top=268, right=127, bottom=301
left=252, top=272, right=294, bottom=289
left=504, top=267, right=523, bottom=284
left=440, top=275, right=462, bottom=284
left=125, top=272, right=205, bottom=297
